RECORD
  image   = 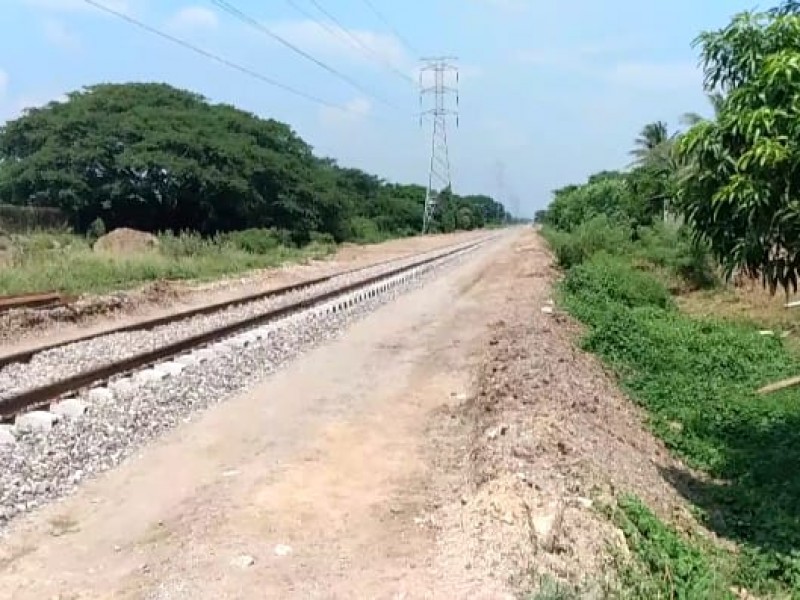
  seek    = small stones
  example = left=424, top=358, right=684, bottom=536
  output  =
left=173, top=354, right=199, bottom=368
left=273, top=544, right=292, bottom=557
left=230, top=554, right=256, bottom=568
left=573, top=497, right=593, bottom=509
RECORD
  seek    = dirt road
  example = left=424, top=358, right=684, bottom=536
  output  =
left=0, top=229, right=687, bottom=598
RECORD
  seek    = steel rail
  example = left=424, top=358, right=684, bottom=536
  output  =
left=0, top=238, right=485, bottom=419
left=0, top=241, right=472, bottom=370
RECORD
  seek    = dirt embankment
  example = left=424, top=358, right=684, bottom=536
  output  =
left=435, top=233, right=696, bottom=593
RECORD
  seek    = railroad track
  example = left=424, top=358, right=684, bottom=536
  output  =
left=0, top=236, right=493, bottom=421
left=0, top=247, right=445, bottom=371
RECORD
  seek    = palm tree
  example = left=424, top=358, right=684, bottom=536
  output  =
left=680, top=92, right=724, bottom=127
left=629, top=121, right=671, bottom=167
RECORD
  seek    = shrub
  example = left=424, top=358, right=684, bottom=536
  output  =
left=634, top=222, right=717, bottom=289
left=158, top=231, right=218, bottom=258
left=347, top=216, right=385, bottom=244
left=561, top=253, right=673, bottom=314
left=309, top=231, right=336, bottom=246
left=220, top=228, right=295, bottom=254
left=87, top=217, right=107, bottom=241
left=544, top=216, right=632, bottom=269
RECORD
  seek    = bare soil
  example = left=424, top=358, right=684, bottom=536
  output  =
left=679, top=276, right=800, bottom=334
left=0, top=230, right=694, bottom=598
left=92, top=228, right=159, bottom=254
left=0, top=230, right=484, bottom=354
left=440, top=235, right=697, bottom=594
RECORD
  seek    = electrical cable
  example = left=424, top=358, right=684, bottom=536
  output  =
left=82, top=0, right=364, bottom=114
left=359, top=0, right=419, bottom=58
left=210, top=0, right=400, bottom=109
left=291, top=0, right=416, bottom=86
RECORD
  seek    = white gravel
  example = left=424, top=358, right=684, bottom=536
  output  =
left=0, top=244, right=472, bottom=399
left=0, top=243, right=483, bottom=533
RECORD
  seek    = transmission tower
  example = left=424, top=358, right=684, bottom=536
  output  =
left=420, top=56, right=459, bottom=233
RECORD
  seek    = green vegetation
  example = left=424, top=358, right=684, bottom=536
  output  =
left=528, top=576, right=581, bottom=600
left=0, top=83, right=508, bottom=242
left=0, top=82, right=510, bottom=294
left=0, top=229, right=335, bottom=295
left=559, top=253, right=800, bottom=595
left=536, top=2, right=800, bottom=595
left=678, top=5, right=800, bottom=295
left=610, top=496, right=735, bottom=599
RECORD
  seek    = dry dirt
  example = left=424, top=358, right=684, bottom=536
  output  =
left=0, top=230, right=692, bottom=599
left=0, top=230, right=484, bottom=354
left=93, top=229, right=159, bottom=254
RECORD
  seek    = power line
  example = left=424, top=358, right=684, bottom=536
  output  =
left=359, top=0, right=419, bottom=57
left=294, top=0, right=417, bottom=86
left=210, top=0, right=399, bottom=109
left=82, top=0, right=360, bottom=114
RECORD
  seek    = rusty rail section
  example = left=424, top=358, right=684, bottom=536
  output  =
left=0, top=292, right=70, bottom=314
left=0, top=239, right=485, bottom=419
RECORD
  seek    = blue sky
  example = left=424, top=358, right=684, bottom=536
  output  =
left=0, top=0, right=763, bottom=216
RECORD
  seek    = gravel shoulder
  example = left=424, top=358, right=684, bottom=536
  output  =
left=0, top=230, right=484, bottom=354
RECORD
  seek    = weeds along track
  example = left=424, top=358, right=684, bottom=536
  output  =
left=0, top=236, right=495, bottom=421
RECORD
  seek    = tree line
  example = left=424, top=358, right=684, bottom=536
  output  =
left=0, top=83, right=509, bottom=243
left=537, top=0, right=800, bottom=295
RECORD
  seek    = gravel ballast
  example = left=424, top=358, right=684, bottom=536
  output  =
left=0, top=244, right=484, bottom=533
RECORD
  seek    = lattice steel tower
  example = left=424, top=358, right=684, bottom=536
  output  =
left=419, top=56, right=459, bottom=233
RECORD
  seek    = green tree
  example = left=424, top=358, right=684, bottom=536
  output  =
left=676, top=3, right=800, bottom=294
left=630, top=121, right=672, bottom=168
left=680, top=92, right=725, bottom=127
left=0, top=82, right=506, bottom=242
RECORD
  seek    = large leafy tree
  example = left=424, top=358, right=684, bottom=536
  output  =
left=0, top=82, right=507, bottom=240
left=676, top=3, right=800, bottom=294
left=0, top=83, right=323, bottom=236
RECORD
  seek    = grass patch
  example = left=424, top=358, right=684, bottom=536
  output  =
left=557, top=252, right=800, bottom=595
left=542, top=217, right=717, bottom=291
left=0, top=229, right=336, bottom=295
left=527, top=575, right=581, bottom=600
left=610, top=495, right=736, bottom=599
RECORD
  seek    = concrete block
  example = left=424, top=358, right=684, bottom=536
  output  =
left=0, top=424, right=17, bottom=446
left=51, top=398, right=89, bottom=419
left=15, top=411, right=60, bottom=434
left=159, top=361, right=185, bottom=377
left=134, top=368, right=167, bottom=384
left=109, top=377, right=136, bottom=395
left=86, top=387, right=114, bottom=403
